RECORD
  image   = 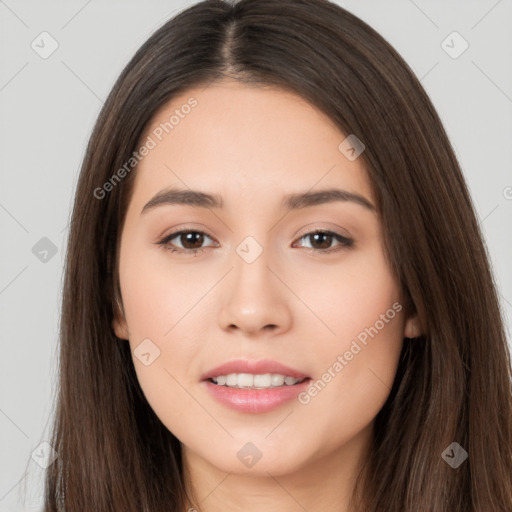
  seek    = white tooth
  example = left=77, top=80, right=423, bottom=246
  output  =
left=271, top=374, right=285, bottom=386
left=213, top=373, right=302, bottom=388
left=253, top=374, right=272, bottom=387
left=237, top=373, right=254, bottom=388
left=226, top=373, right=238, bottom=386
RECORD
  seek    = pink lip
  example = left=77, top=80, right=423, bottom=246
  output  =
left=202, top=379, right=311, bottom=413
left=200, top=359, right=311, bottom=414
left=200, top=359, right=310, bottom=381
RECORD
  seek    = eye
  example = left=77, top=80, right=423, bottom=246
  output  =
left=293, top=230, right=354, bottom=253
left=156, top=228, right=354, bottom=256
left=157, top=230, right=217, bottom=255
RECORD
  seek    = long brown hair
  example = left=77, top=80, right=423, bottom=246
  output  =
left=40, top=0, right=512, bottom=510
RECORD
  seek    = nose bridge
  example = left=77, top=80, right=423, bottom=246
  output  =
left=235, top=234, right=267, bottom=267
left=217, top=233, right=292, bottom=334
left=231, top=233, right=276, bottom=306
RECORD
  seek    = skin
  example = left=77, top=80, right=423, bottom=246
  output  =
left=113, top=78, right=421, bottom=512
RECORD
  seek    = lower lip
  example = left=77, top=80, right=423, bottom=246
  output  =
left=202, top=378, right=312, bottom=413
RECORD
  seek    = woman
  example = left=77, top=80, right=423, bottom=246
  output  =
left=41, top=0, right=512, bottom=510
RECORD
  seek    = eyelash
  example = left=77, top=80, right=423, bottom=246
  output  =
left=156, top=229, right=354, bottom=255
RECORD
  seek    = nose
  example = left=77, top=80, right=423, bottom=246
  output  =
left=217, top=243, right=292, bottom=338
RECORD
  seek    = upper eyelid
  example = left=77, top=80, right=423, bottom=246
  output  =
left=294, top=225, right=351, bottom=240
left=162, top=227, right=346, bottom=238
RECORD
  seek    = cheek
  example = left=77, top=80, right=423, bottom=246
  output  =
left=118, top=243, right=208, bottom=438
left=119, top=237, right=213, bottom=343
left=302, top=242, right=402, bottom=349
left=296, top=245, right=404, bottom=429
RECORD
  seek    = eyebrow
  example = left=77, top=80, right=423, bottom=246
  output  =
left=141, top=187, right=376, bottom=214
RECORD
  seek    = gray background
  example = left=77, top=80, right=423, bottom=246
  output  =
left=1, top=0, right=511, bottom=510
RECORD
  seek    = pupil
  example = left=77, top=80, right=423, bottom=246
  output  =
left=182, top=232, right=203, bottom=249
left=312, top=233, right=331, bottom=249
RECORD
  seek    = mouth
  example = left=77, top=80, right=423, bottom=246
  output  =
left=200, top=359, right=312, bottom=413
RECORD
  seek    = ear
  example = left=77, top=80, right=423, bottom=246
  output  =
left=404, top=313, right=422, bottom=339
left=112, top=299, right=129, bottom=340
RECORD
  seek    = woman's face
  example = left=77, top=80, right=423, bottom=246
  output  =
left=114, top=79, right=419, bottom=477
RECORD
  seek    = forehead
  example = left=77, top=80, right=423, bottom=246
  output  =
left=130, top=79, right=374, bottom=210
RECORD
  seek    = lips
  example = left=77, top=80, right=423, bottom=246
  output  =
left=200, top=358, right=310, bottom=381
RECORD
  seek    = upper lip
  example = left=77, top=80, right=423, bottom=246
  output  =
left=200, top=359, right=310, bottom=381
